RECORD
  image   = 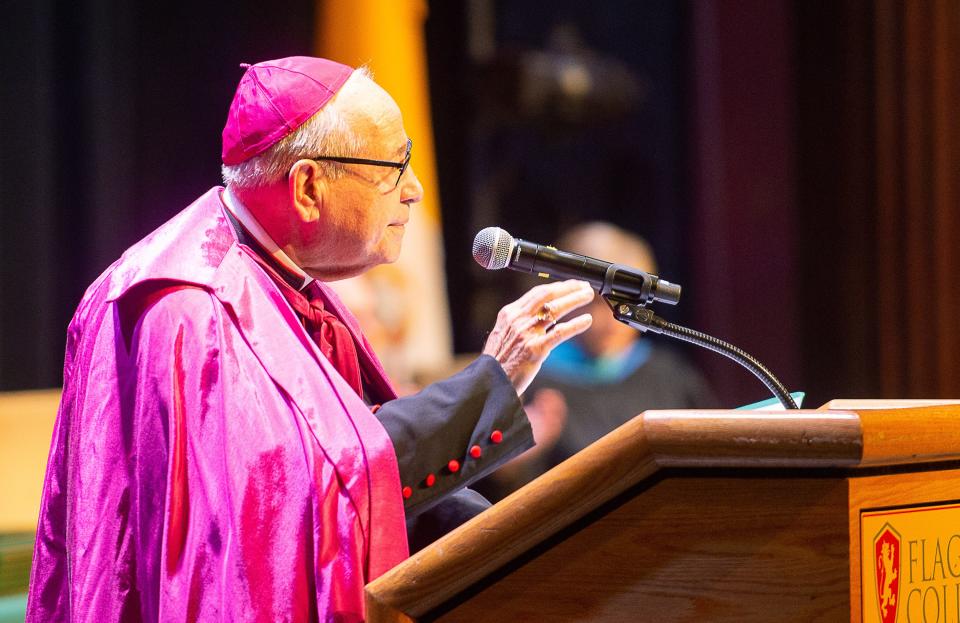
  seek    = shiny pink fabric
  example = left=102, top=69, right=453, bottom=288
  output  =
left=27, top=188, right=408, bottom=622
left=221, top=57, right=353, bottom=165
left=249, top=257, right=364, bottom=397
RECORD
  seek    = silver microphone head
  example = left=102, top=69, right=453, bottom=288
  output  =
left=472, top=227, right=515, bottom=270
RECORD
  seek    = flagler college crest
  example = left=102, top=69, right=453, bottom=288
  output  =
left=874, top=523, right=902, bottom=623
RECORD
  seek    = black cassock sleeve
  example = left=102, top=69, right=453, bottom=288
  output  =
left=374, top=355, right=533, bottom=525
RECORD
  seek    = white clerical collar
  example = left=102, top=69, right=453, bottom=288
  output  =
left=221, top=187, right=314, bottom=291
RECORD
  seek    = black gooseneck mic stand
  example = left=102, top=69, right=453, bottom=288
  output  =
left=603, top=293, right=799, bottom=410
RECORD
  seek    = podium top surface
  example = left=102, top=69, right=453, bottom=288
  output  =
left=644, top=403, right=960, bottom=467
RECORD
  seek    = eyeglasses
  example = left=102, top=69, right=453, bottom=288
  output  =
left=311, top=138, right=413, bottom=188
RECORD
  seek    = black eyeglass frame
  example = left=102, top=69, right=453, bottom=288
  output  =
left=310, top=138, right=412, bottom=187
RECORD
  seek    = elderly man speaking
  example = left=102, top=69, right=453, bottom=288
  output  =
left=26, top=57, right=593, bottom=621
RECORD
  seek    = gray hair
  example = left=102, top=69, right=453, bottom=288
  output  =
left=221, top=67, right=373, bottom=189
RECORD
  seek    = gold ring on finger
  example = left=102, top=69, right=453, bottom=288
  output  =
left=536, top=304, right=556, bottom=327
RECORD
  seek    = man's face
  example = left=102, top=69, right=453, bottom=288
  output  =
left=299, top=81, right=424, bottom=280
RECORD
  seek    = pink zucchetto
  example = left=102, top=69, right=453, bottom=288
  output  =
left=221, top=56, right=354, bottom=165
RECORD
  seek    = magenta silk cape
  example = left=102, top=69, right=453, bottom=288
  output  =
left=27, top=188, right=409, bottom=622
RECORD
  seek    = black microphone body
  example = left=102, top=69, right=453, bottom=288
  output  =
left=473, top=227, right=681, bottom=306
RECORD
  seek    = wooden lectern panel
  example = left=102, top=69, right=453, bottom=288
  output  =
left=366, top=404, right=960, bottom=622
left=438, top=474, right=850, bottom=622
left=849, top=467, right=960, bottom=621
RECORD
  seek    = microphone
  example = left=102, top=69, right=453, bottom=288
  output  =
left=472, top=227, right=681, bottom=306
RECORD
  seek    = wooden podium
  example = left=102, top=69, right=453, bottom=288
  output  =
left=365, top=401, right=960, bottom=622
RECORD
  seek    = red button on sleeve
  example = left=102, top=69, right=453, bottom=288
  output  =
left=425, top=473, right=436, bottom=487
left=490, top=430, right=503, bottom=444
left=469, top=445, right=482, bottom=459
left=447, top=459, right=460, bottom=473
left=402, top=486, right=412, bottom=499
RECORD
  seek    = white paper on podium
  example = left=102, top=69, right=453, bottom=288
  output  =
left=736, top=392, right=805, bottom=411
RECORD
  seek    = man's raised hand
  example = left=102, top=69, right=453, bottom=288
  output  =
left=482, top=280, right=594, bottom=395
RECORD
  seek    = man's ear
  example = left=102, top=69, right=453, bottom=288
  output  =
left=288, top=159, right=327, bottom=222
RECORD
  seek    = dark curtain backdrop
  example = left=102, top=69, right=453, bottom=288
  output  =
left=795, top=0, right=960, bottom=403
left=873, top=0, right=960, bottom=398
left=795, top=0, right=880, bottom=404
left=686, top=0, right=960, bottom=406
left=0, top=0, right=313, bottom=390
left=687, top=0, right=801, bottom=405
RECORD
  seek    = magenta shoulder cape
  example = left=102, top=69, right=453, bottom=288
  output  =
left=27, top=188, right=408, bottom=622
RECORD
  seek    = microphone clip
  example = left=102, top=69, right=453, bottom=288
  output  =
left=604, top=297, right=661, bottom=333
left=600, top=264, right=655, bottom=306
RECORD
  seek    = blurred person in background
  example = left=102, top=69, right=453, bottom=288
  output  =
left=477, top=222, right=718, bottom=501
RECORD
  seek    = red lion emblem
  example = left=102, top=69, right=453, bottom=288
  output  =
left=874, top=524, right=901, bottom=623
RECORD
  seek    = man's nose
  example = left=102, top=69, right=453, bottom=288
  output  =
left=400, top=166, right=424, bottom=205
